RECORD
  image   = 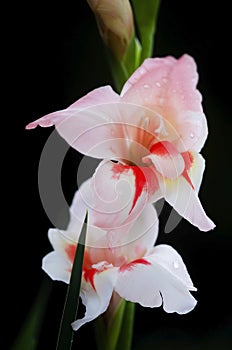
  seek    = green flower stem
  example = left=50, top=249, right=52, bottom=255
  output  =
left=115, top=301, right=135, bottom=350
left=107, top=51, right=129, bottom=93
left=56, top=212, right=87, bottom=350
left=95, top=299, right=135, bottom=350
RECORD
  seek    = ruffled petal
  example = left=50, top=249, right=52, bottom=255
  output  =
left=71, top=268, right=117, bottom=331
left=42, top=251, right=71, bottom=284
left=115, top=244, right=197, bottom=314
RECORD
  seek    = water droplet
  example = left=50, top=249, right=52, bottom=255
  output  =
left=140, top=67, right=146, bottom=75
left=173, top=261, right=179, bottom=269
left=156, top=82, right=161, bottom=87
left=143, top=84, right=150, bottom=89
left=162, top=78, right=168, bottom=84
left=190, top=132, right=194, bottom=139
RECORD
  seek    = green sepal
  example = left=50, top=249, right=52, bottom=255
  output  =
left=107, top=35, right=142, bottom=93
left=131, top=0, right=161, bottom=62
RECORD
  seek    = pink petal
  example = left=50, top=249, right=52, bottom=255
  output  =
left=82, top=160, right=159, bottom=231
left=26, top=85, right=119, bottom=129
left=26, top=86, right=133, bottom=159
left=121, top=54, right=208, bottom=152
left=71, top=268, right=117, bottom=331
left=115, top=244, right=197, bottom=314
left=144, top=141, right=185, bottom=179
left=121, top=54, right=202, bottom=113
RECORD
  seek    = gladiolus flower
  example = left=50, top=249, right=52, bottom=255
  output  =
left=26, top=54, right=215, bottom=232
left=42, top=183, right=197, bottom=331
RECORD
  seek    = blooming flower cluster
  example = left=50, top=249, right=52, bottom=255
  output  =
left=26, top=54, right=215, bottom=329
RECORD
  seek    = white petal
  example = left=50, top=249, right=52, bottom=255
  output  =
left=187, top=151, right=205, bottom=193
left=119, top=204, right=159, bottom=259
left=116, top=259, right=163, bottom=308
left=67, top=182, right=87, bottom=234
left=71, top=268, right=117, bottom=331
left=144, top=141, right=185, bottom=179
left=42, top=251, right=71, bottom=284
left=48, top=228, right=73, bottom=254
left=115, top=244, right=197, bottom=314
left=163, top=174, right=215, bottom=231
left=88, top=203, right=159, bottom=267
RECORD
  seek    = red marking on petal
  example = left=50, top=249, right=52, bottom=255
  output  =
left=181, top=151, right=195, bottom=189
left=83, top=250, right=93, bottom=270
left=119, top=258, right=151, bottom=272
left=83, top=262, right=111, bottom=291
left=65, top=244, right=76, bottom=263
left=112, top=164, right=147, bottom=214
left=129, top=166, right=147, bottom=214
left=150, top=141, right=175, bottom=156
left=83, top=268, right=98, bottom=291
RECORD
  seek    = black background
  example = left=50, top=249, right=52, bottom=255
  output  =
left=3, top=1, right=232, bottom=349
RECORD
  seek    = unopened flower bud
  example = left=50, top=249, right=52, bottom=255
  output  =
left=87, top=0, right=134, bottom=60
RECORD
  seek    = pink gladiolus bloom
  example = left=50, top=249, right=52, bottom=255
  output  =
left=42, top=184, right=197, bottom=331
left=26, top=54, right=215, bottom=231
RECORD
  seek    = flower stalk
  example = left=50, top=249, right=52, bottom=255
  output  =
left=95, top=298, right=135, bottom=350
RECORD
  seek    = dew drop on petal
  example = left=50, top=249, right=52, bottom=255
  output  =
left=156, top=82, right=161, bottom=87
left=143, top=84, right=150, bottom=89
left=162, top=78, right=168, bottom=84
left=190, top=132, right=195, bottom=139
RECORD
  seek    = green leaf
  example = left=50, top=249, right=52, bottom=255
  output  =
left=56, top=212, right=87, bottom=350
left=131, top=0, right=161, bottom=62
left=11, top=277, right=52, bottom=350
